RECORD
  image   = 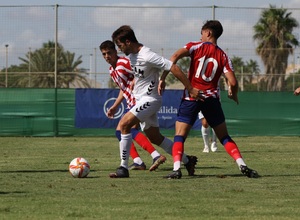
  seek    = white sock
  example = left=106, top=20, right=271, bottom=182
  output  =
left=236, top=158, right=246, bottom=168
left=201, top=126, right=210, bottom=147
left=211, top=128, right=217, bottom=144
left=120, top=133, right=132, bottom=169
left=174, top=161, right=181, bottom=171
left=133, top=157, right=143, bottom=165
left=150, top=150, right=160, bottom=159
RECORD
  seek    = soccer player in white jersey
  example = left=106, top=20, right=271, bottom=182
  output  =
left=100, top=40, right=166, bottom=171
left=160, top=20, right=259, bottom=179
left=109, top=25, right=200, bottom=178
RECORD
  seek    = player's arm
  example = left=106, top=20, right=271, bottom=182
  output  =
left=106, top=90, right=124, bottom=118
left=169, top=64, right=199, bottom=99
left=159, top=48, right=190, bottom=95
left=225, top=71, right=239, bottom=104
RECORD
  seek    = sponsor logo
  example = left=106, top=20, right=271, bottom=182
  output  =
left=103, top=98, right=125, bottom=119
left=158, top=106, right=178, bottom=114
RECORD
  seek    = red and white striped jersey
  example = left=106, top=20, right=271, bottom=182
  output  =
left=109, top=56, right=135, bottom=108
left=182, top=41, right=234, bottom=100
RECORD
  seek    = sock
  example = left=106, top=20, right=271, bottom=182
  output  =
left=149, top=151, right=160, bottom=159
left=221, top=135, right=246, bottom=167
left=201, top=126, right=210, bottom=147
left=133, top=130, right=156, bottom=155
left=115, top=130, right=121, bottom=141
left=173, top=135, right=185, bottom=171
left=159, top=136, right=173, bottom=155
left=133, top=157, right=143, bottom=165
left=236, top=158, right=246, bottom=168
left=158, top=136, right=188, bottom=164
left=181, top=154, right=189, bottom=165
left=119, top=133, right=132, bottom=169
left=211, top=128, right=217, bottom=144
left=130, top=142, right=140, bottom=160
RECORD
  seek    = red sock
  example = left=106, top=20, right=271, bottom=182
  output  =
left=173, top=142, right=184, bottom=163
left=224, top=140, right=242, bottom=161
left=130, top=143, right=139, bottom=159
left=133, top=132, right=156, bottom=154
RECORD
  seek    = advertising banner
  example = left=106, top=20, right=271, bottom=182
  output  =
left=75, top=89, right=201, bottom=129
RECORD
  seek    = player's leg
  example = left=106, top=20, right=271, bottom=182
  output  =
left=115, top=128, right=145, bottom=170
left=173, top=121, right=192, bottom=169
left=143, top=126, right=168, bottom=171
left=131, top=125, right=161, bottom=160
left=204, top=98, right=259, bottom=178
left=210, top=127, right=218, bottom=152
left=200, top=115, right=210, bottom=153
left=164, top=100, right=199, bottom=179
left=109, top=111, right=139, bottom=178
left=213, top=123, right=258, bottom=177
left=128, top=142, right=146, bottom=170
left=132, top=99, right=167, bottom=171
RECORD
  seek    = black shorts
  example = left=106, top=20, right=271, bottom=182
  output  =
left=176, top=97, right=225, bottom=128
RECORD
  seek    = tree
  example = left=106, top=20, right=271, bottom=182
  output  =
left=244, top=59, right=260, bottom=75
left=253, top=5, right=299, bottom=91
left=13, top=41, right=90, bottom=88
left=165, top=57, right=190, bottom=86
left=231, top=56, right=261, bottom=91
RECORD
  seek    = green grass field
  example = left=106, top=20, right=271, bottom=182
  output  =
left=1, top=136, right=300, bottom=220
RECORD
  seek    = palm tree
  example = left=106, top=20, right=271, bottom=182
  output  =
left=244, top=59, right=260, bottom=75
left=253, top=5, right=299, bottom=91
left=58, top=51, right=89, bottom=88
left=15, top=41, right=90, bottom=88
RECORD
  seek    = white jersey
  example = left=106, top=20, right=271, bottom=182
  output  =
left=128, top=46, right=173, bottom=101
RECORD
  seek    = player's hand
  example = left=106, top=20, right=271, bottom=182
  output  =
left=189, top=88, right=204, bottom=101
left=158, top=80, right=166, bottom=96
left=228, top=87, right=239, bottom=104
left=106, top=107, right=116, bottom=119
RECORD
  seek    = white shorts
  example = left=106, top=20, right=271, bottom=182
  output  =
left=130, top=97, right=162, bottom=131
left=198, top=111, right=204, bottom=119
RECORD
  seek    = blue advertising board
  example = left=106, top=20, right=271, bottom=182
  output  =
left=75, top=89, right=200, bottom=129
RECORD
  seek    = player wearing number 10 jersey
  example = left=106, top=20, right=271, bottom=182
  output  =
left=182, top=41, right=232, bottom=100
left=159, top=20, right=259, bottom=179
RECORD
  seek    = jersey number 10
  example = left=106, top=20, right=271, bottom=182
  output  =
left=195, top=56, right=218, bottom=82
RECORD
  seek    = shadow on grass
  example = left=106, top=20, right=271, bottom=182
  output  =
left=0, top=169, right=100, bottom=179
left=158, top=166, right=223, bottom=171
left=0, top=169, right=98, bottom=173
left=0, top=191, right=27, bottom=195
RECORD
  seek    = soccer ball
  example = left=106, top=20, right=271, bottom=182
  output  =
left=69, top=157, right=90, bottom=178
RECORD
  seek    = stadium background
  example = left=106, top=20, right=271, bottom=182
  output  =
left=0, top=5, right=300, bottom=136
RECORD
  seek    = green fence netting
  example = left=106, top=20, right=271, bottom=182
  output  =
left=0, top=88, right=300, bottom=137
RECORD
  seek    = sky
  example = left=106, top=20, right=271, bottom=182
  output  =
left=1, top=0, right=300, bottom=87
left=0, top=0, right=299, bottom=7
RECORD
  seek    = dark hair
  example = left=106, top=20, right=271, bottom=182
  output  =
left=202, top=20, right=223, bottom=39
left=99, top=40, right=116, bottom=51
left=111, top=25, right=138, bottom=44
